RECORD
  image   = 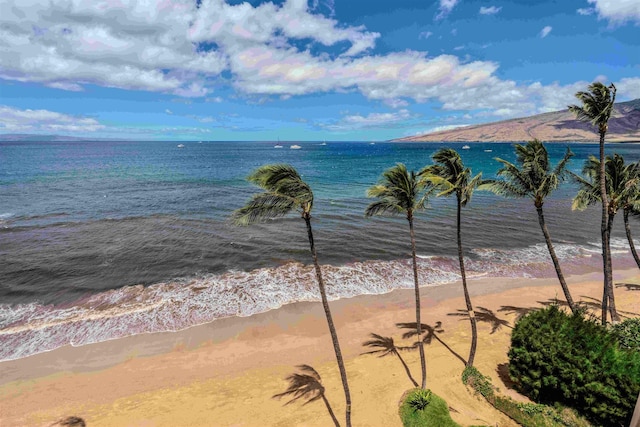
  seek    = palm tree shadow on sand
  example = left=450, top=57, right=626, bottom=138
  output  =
left=538, top=297, right=639, bottom=319
left=616, top=283, right=640, bottom=291
left=361, top=333, right=419, bottom=387
left=273, top=365, right=340, bottom=427
left=447, top=306, right=512, bottom=334
left=396, top=321, right=467, bottom=366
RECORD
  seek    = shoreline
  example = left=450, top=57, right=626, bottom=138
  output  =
left=0, top=265, right=632, bottom=383
left=1, top=267, right=639, bottom=426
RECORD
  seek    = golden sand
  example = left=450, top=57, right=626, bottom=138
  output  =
left=1, top=268, right=639, bottom=426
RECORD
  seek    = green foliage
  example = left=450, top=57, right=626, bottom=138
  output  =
left=399, top=389, right=460, bottom=427
left=406, top=389, right=432, bottom=412
left=462, top=366, right=495, bottom=401
left=611, top=317, right=640, bottom=352
left=508, top=305, right=640, bottom=426
left=462, top=366, right=591, bottom=427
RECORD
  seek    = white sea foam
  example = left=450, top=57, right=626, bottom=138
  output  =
left=0, top=242, right=635, bottom=362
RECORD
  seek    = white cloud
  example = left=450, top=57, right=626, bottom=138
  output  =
left=206, top=97, right=224, bottom=103
left=0, top=105, right=105, bottom=133
left=587, top=0, right=640, bottom=24
left=423, top=124, right=470, bottom=134
left=383, top=98, right=409, bottom=108
left=419, top=31, right=433, bottom=40
left=479, top=6, right=502, bottom=15
left=0, top=0, right=378, bottom=96
left=617, top=77, right=640, bottom=99
left=577, top=8, right=595, bottom=15
left=165, top=109, right=173, bottom=114
left=323, top=109, right=415, bottom=130
left=436, top=0, right=459, bottom=20
left=540, top=26, right=553, bottom=38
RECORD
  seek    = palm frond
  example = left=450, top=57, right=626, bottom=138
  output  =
left=365, top=163, right=425, bottom=217
left=232, top=193, right=297, bottom=225
left=480, top=179, right=528, bottom=198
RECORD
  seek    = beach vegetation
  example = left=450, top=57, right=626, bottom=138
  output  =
left=482, top=139, right=578, bottom=314
left=508, top=305, right=640, bottom=426
left=420, top=148, right=483, bottom=367
left=569, top=82, right=618, bottom=324
left=362, top=333, right=419, bottom=387
left=273, top=364, right=340, bottom=427
left=462, top=366, right=591, bottom=427
left=365, top=163, right=429, bottom=388
left=232, top=164, right=352, bottom=427
left=611, top=317, right=640, bottom=352
left=399, top=388, right=460, bottom=427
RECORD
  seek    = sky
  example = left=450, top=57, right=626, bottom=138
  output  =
left=0, top=0, right=639, bottom=141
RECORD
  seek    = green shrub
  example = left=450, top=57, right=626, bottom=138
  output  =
left=508, top=305, right=640, bottom=426
left=399, top=389, right=460, bottom=427
left=462, top=366, right=590, bottom=427
left=406, top=389, right=432, bottom=412
left=611, top=317, right=640, bottom=351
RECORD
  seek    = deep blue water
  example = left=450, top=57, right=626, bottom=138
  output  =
left=0, top=140, right=638, bottom=361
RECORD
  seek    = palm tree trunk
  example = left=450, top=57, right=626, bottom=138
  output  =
left=321, top=395, right=341, bottom=427
left=599, top=130, right=619, bottom=324
left=624, top=209, right=640, bottom=269
left=394, top=351, right=419, bottom=387
left=408, top=212, right=427, bottom=389
left=457, top=198, right=477, bottom=367
left=304, top=215, right=352, bottom=427
left=536, top=205, right=577, bottom=313
left=606, top=210, right=620, bottom=323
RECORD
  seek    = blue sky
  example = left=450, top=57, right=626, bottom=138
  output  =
left=0, top=0, right=638, bottom=141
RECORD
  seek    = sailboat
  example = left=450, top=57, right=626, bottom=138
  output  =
left=274, top=138, right=283, bottom=148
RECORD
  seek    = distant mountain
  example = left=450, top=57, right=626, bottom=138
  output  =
left=394, top=99, right=640, bottom=143
left=0, top=134, right=125, bottom=142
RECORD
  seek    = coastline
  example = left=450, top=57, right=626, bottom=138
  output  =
left=1, top=267, right=639, bottom=426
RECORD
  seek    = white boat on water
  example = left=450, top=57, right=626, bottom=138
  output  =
left=462, top=145, right=470, bottom=149
left=320, top=142, right=327, bottom=146
left=274, top=144, right=283, bottom=148
left=484, top=149, right=493, bottom=152
left=177, top=144, right=185, bottom=148
left=290, top=144, right=302, bottom=149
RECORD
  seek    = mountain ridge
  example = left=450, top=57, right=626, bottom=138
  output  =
left=394, top=99, right=640, bottom=143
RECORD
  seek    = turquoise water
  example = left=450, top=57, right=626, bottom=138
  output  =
left=1, top=140, right=639, bottom=361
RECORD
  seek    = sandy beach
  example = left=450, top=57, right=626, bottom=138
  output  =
left=1, top=267, right=639, bottom=427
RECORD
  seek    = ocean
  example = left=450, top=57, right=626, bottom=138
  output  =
left=1, top=140, right=639, bottom=361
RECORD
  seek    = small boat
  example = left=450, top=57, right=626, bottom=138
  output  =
left=320, top=142, right=327, bottom=146
left=484, top=149, right=492, bottom=152
left=369, top=142, right=375, bottom=145
left=274, top=144, right=283, bottom=148
left=462, top=145, right=470, bottom=149
left=177, top=144, right=185, bottom=148
left=290, top=145, right=302, bottom=149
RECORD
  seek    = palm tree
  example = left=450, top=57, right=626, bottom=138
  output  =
left=622, top=162, right=640, bottom=269
left=273, top=365, right=340, bottom=427
left=233, top=164, right=352, bottom=427
left=482, top=140, right=578, bottom=314
left=365, top=163, right=428, bottom=388
left=420, top=148, right=482, bottom=367
left=362, top=333, right=418, bottom=387
left=573, top=156, right=640, bottom=307
left=569, top=82, right=617, bottom=323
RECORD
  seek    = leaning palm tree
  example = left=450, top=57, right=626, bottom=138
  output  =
left=573, top=155, right=640, bottom=290
left=362, top=333, right=418, bottom=387
left=420, top=148, right=482, bottom=367
left=622, top=162, right=640, bottom=269
left=482, top=140, right=578, bottom=313
left=569, top=82, right=617, bottom=323
left=233, top=164, right=351, bottom=427
left=365, top=163, right=428, bottom=388
left=273, top=365, right=340, bottom=427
